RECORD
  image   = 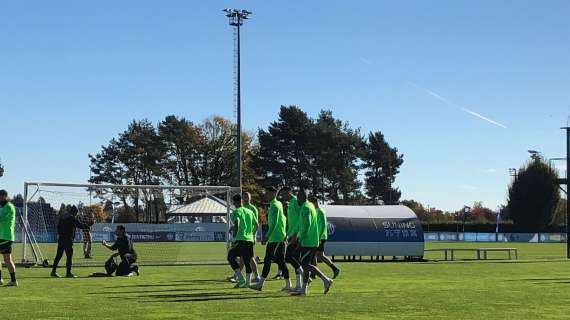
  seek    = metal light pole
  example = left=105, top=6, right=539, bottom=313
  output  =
left=549, top=157, right=567, bottom=169
left=561, top=127, right=570, bottom=259
left=223, top=8, right=251, bottom=189
left=495, top=206, right=501, bottom=242
left=462, top=206, right=470, bottom=234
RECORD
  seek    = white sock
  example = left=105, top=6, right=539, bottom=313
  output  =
left=302, top=281, right=309, bottom=294
left=245, top=273, right=251, bottom=287
left=284, top=278, right=291, bottom=289
left=295, top=273, right=303, bottom=288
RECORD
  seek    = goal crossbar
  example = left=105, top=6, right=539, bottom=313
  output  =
left=24, top=182, right=237, bottom=191
left=22, top=182, right=240, bottom=266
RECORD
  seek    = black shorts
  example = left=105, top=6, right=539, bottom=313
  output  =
left=265, top=242, right=286, bottom=262
left=299, top=247, right=317, bottom=266
left=231, top=240, right=254, bottom=259
left=317, top=240, right=327, bottom=252
left=0, top=240, right=13, bottom=254
left=286, top=239, right=300, bottom=255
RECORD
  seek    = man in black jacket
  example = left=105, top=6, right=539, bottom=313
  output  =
left=51, top=205, right=88, bottom=278
left=102, top=225, right=139, bottom=276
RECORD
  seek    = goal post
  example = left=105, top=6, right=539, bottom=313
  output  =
left=21, top=182, right=240, bottom=266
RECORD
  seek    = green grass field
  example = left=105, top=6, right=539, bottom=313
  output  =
left=4, top=242, right=570, bottom=319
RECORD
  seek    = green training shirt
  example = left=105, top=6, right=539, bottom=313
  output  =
left=316, top=207, right=328, bottom=240
left=266, top=198, right=286, bottom=243
left=298, top=201, right=320, bottom=248
left=244, top=203, right=259, bottom=225
left=0, top=202, right=16, bottom=241
left=286, top=196, right=300, bottom=237
left=232, top=206, right=255, bottom=242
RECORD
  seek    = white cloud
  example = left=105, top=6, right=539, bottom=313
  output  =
left=483, top=168, right=497, bottom=173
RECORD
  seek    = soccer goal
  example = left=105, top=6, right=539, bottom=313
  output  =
left=20, top=182, right=240, bottom=267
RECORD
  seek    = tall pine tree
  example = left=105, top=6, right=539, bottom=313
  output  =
left=362, top=131, right=404, bottom=204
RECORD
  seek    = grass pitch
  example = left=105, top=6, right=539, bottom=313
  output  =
left=3, top=242, right=570, bottom=319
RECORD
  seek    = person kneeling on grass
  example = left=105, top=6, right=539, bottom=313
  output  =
left=102, top=225, right=139, bottom=277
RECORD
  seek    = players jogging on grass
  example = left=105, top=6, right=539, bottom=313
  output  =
left=291, top=190, right=333, bottom=296
left=51, top=205, right=89, bottom=278
left=0, top=190, right=17, bottom=286
left=309, top=196, right=341, bottom=279
left=250, top=186, right=291, bottom=292
left=281, top=186, right=304, bottom=291
left=227, top=194, right=255, bottom=288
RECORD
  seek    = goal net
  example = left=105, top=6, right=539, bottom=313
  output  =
left=20, top=182, right=240, bottom=266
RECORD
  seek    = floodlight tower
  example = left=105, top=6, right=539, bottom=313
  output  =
left=223, top=8, right=252, bottom=189
left=561, top=127, right=570, bottom=258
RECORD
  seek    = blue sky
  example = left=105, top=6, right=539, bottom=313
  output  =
left=1, top=1, right=569, bottom=211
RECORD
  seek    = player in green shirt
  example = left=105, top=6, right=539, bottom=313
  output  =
left=280, top=186, right=304, bottom=291
left=250, top=186, right=291, bottom=292
left=310, top=196, right=341, bottom=279
left=227, top=194, right=255, bottom=288
left=227, top=192, right=261, bottom=284
left=291, top=190, right=333, bottom=296
left=0, top=190, right=17, bottom=286
left=243, top=192, right=260, bottom=282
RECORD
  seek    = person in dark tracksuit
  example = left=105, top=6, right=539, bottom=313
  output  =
left=102, top=225, right=139, bottom=276
left=51, top=205, right=88, bottom=278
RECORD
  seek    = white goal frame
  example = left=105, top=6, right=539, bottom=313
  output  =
left=22, top=182, right=240, bottom=266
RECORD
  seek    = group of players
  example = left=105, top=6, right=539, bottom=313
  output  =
left=227, top=186, right=341, bottom=296
left=0, top=184, right=341, bottom=294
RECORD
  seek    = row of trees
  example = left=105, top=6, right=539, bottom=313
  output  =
left=401, top=199, right=503, bottom=224
left=88, top=115, right=256, bottom=222
left=88, top=106, right=404, bottom=222
left=89, top=115, right=255, bottom=188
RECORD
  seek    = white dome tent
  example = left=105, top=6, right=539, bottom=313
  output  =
left=322, top=205, right=424, bottom=260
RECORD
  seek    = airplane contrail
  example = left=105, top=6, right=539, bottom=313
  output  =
left=408, top=82, right=507, bottom=129
left=459, top=107, right=507, bottom=129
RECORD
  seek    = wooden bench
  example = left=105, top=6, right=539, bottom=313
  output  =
left=424, top=248, right=518, bottom=261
